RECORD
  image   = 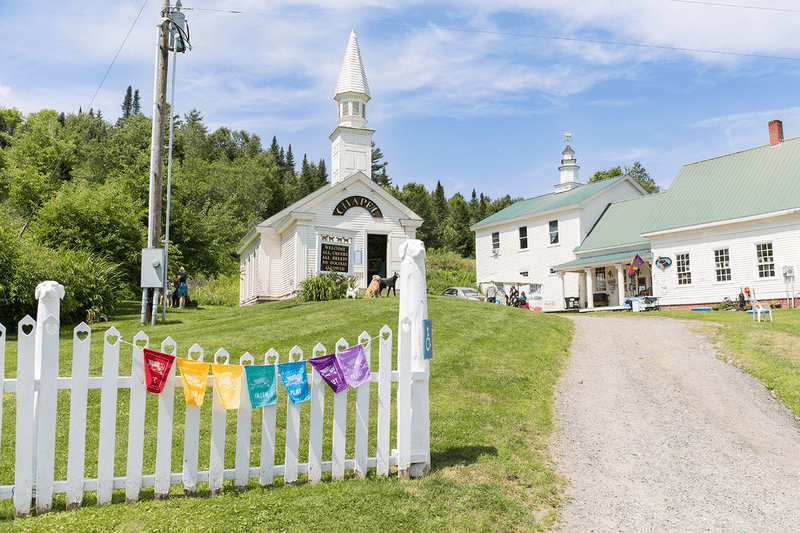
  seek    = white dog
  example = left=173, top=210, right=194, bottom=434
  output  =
left=346, top=286, right=359, bottom=299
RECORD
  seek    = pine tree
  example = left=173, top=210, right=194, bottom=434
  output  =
left=432, top=181, right=449, bottom=224
left=121, top=86, right=133, bottom=120
left=371, top=141, right=390, bottom=186
left=299, top=154, right=313, bottom=197
left=132, top=89, right=141, bottom=115
left=316, top=158, right=328, bottom=188
left=285, top=144, right=295, bottom=175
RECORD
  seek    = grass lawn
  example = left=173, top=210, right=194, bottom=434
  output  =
left=0, top=296, right=572, bottom=532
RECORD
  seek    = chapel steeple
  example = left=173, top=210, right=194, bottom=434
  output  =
left=555, top=133, right=580, bottom=193
left=330, top=30, right=374, bottom=186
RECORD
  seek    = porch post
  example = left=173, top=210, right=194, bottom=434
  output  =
left=584, top=268, right=594, bottom=309
left=558, top=272, right=565, bottom=310
left=615, top=263, right=625, bottom=305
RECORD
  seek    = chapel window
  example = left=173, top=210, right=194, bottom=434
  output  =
left=492, top=232, right=500, bottom=253
left=676, top=253, right=692, bottom=285
left=519, top=227, right=528, bottom=250
left=756, top=243, right=775, bottom=278
left=549, top=220, right=559, bottom=244
left=714, top=248, right=731, bottom=282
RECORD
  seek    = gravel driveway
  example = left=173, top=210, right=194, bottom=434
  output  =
left=554, top=315, right=800, bottom=532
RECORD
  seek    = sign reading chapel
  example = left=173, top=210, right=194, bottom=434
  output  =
left=333, top=196, right=383, bottom=218
left=320, top=243, right=349, bottom=272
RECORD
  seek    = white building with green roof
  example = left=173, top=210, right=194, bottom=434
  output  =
left=554, top=120, right=800, bottom=310
left=470, top=140, right=648, bottom=311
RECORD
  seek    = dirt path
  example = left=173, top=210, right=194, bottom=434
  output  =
left=554, top=315, right=800, bottom=532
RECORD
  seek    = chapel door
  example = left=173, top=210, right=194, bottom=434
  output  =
left=367, top=234, right=388, bottom=280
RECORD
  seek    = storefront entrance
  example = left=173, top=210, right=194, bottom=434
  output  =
left=367, top=234, right=387, bottom=280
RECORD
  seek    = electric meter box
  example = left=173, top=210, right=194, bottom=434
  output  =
left=141, top=248, right=165, bottom=288
left=783, top=265, right=795, bottom=280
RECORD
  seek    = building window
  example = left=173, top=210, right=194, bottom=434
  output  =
left=341, top=102, right=350, bottom=116
left=352, top=102, right=360, bottom=116
left=756, top=243, right=775, bottom=278
left=676, top=253, right=691, bottom=285
left=361, top=103, right=366, bottom=117
left=492, top=232, right=499, bottom=252
left=595, top=267, right=606, bottom=291
left=714, top=248, right=731, bottom=282
left=520, top=271, right=529, bottom=277
left=519, top=227, right=528, bottom=249
left=549, top=220, right=559, bottom=244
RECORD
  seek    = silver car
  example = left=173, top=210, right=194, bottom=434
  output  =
left=442, top=287, right=486, bottom=301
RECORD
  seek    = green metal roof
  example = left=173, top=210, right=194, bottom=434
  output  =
left=576, top=193, right=666, bottom=252
left=554, top=249, right=652, bottom=270
left=641, top=136, right=800, bottom=234
left=471, top=176, right=627, bottom=229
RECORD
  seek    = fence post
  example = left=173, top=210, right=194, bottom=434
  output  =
left=397, top=239, right=431, bottom=478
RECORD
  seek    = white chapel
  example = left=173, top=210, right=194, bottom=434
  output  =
left=238, top=31, right=423, bottom=305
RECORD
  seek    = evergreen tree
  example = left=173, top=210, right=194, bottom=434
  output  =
left=316, top=158, right=328, bottom=188
left=121, top=86, right=133, bottom=120
left=285, top=144, right=295, bottom=175
left=299, top=154, right=313, bottom=197
left=269, top=136, right=281, bottom=164
left=132, top=89, right=141, bottom=115
left=432, top=181, right=449, bottom=224
left=371, top=140, right=390, bottom=186
left=624, top=162, right=660, bottom=193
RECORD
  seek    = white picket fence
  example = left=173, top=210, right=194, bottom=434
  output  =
left=0, top=308, right=430, bottom=517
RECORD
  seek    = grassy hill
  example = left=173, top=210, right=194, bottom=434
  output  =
left=0, top=296, right=572, bottom=532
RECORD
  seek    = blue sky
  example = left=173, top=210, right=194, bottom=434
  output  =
left=2, top=0, right=799, bottom=200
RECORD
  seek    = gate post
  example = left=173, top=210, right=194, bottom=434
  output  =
left=397, top=239, right=431, bottom=478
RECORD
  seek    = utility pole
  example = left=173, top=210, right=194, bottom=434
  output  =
left=141, top=0, right=172, bottom=326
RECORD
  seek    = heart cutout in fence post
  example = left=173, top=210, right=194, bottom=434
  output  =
left=143, top=349, right=176, bottom=393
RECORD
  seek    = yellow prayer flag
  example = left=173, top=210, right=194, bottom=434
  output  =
left=212, top=363, right=242, bottom=409
left=178, top=358, right=209, bottom=406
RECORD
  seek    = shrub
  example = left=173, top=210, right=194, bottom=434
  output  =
left=298, top=272, right=354, bottom=302
left=425, top=248, right=476, bottom=295
left=189, top=273, right=240, bottom=307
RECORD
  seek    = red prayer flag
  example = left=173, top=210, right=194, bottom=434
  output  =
left=143, top=348, right=176, bottom=393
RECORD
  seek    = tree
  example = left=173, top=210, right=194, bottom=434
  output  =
left=624, top=162, right=660, bottom=193
left=589, top=162, right=659, bottom=194
left=132, top=89, right=141, bottom=115
left=589, top=166, right=623, bottom=183
left=316, top=158, right=328, bottom=189
left=121, top=86, right=133, bottom=121
left=371, top=141, right=390, bottom=186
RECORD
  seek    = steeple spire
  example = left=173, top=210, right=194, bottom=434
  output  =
left=330, top=30, right=374, bottom=186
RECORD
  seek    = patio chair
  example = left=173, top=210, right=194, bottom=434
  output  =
left=748, top=290, right=773, bottom=322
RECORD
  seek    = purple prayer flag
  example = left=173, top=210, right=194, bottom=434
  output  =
left=278, top=360, right=311, bottom=404
left=308, top=354, right=348, bottom=393
left=335, top=344, right=371, bottom=388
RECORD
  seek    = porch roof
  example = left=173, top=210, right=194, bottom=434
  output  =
left=554, top=248, right=651, bottom=271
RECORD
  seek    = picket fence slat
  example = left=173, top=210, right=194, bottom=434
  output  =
left=14, top=316, right=36, bottom=517
left=97, top=328, right=121, bottom=506
left=332, top=338, right=349, bottom=482
left=259, top=348, right=279, bottom=487
left=125, top=331, right=149, bottom=502
left=0, top=323, right=5, bottom=474
left=284, top=346, right=303, bottom=485
left=234, top=352, right=254, bottom=490
left=182, top=343, right=204, bottom=495
left=307, top=343, right=326, bottom=484
left=35, top=314, right=60, bottom=514
left=66, top=323, right=91, bottom=510
left=354, top=332, right=372, bottom=479
left=397, top=317, right=412, bottom=480
left=209, top=348, right=229, bottom=495
left=376, top=325, right=392, bottom=477
left=154, top=337, right=177, bottom=499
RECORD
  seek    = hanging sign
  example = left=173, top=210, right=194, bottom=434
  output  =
left=212, top=363, right=243, bottom=409
left=244, top=365, right=278, bottom=408
left=423, top=319, right=433, bottom=360
left=143, top=349, right=176, bottom=393
left=278, top=361, right=311, bottom=404
left=308, top=354, right=348, bottom=393
left=335, top=344, right=371, bottom=388
left=627, top=255, right=644, bottom=277
left=178, top=358, right=209, bottom=406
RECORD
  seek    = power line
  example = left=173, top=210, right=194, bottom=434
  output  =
left=668, top=0, right=800, bottom=14
left=183, top=6, right=800, bottom=62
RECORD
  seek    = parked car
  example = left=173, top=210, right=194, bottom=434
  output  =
left=442, top=287, right=486, bottom=301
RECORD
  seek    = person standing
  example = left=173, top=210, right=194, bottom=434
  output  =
left=176, top=267, right=189, bottom=309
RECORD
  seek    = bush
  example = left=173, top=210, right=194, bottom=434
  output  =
left=189, top=273, right=240, bottom=307
left=0, top=207, right=125, bottom=325
left=425, top=248, right=476, bottom=295
left=298, top=272, right=354, bottom=302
